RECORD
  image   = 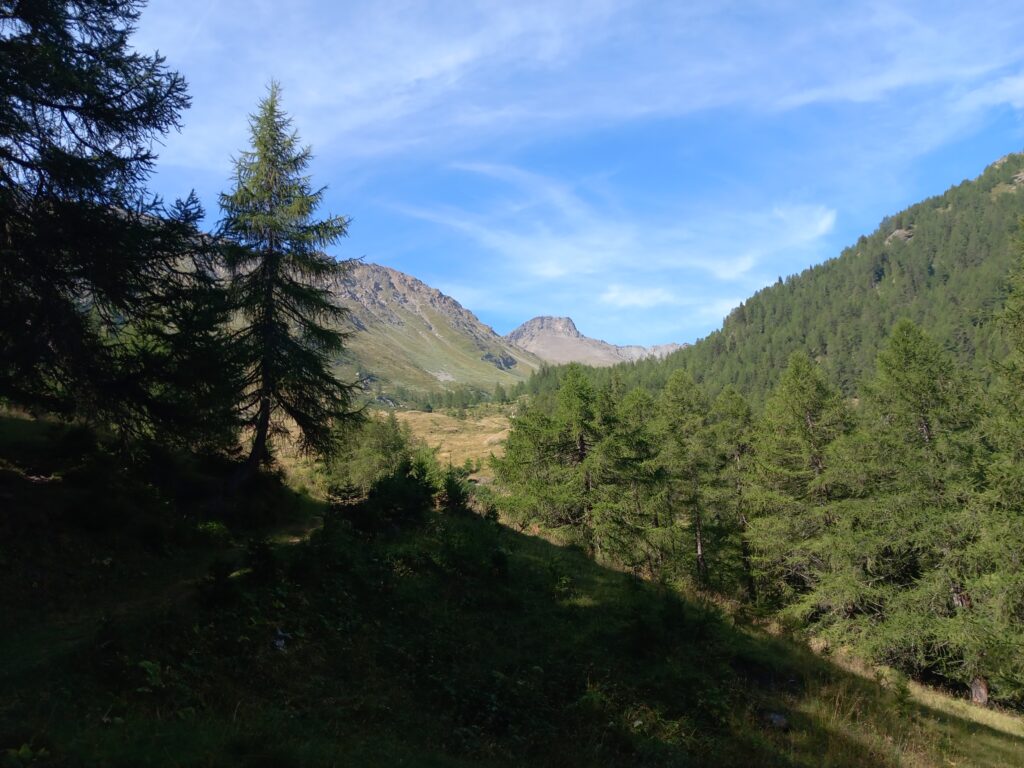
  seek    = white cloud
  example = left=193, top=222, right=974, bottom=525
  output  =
left=137, top=1, right=1024, bottom=177
left=600, top=284, right=677, bottom=308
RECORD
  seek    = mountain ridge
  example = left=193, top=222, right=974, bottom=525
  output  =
left=333, top=262, right=541, bottom=395
left=519, top=151, right=1024, bottom=405
left=506, top=315, right=684, bottom=367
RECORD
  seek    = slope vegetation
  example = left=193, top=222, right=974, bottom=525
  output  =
left=683, top=153, right=1024, bottom=400
left=2, top=415, right=1022, bottom=767
left=334, top=263, right=540, bottom=397
left=543, top=153, right=1024, bottom=404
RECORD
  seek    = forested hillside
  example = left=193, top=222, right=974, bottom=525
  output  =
left=4, top=3, right=1024, bottom=766
left=494, top=157, right=1024, bottom=710
left=497, top=313, right=1024, bottom=709
left=518, top=154, right=1024, bottom=404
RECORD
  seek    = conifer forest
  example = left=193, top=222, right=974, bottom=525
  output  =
left=2, top=2, right=1023, bottom=766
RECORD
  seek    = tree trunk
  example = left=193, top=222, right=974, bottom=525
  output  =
left=739, top=514, right=757, bottom=601
left=694, top=507, right=708, bottom=587
left=230, top=393, right=270, bottom=491
left=970, top=676, right=989, bottom=706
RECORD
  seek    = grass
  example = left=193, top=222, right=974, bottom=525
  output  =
left=2, top=414, right=1022, bottom=767
left=395, top=406, right=511, bottom=479
left=336, top=299, right=538, bottom=396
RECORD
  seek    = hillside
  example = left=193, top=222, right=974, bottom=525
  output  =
left=3, top=414, right=1022, bottom=768
left=527, top=153, right=1024, bottom=404
left=671, top=152, right=1024, bottom=401
left=333, top=263, right=541, bottom=397
left=506, top=316, right=683, bottom=367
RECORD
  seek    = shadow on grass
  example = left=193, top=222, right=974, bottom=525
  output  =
left=0, top=416, right=1020, bottom=767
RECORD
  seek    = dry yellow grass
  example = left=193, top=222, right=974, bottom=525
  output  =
left=395, top=407, right=511, bottom=477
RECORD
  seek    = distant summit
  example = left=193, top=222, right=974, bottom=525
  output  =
left=507, top=316, right=583, bottom=341
left=333, top=262, right=540, bottom=393
left=505, top=316, right=684, bottom=367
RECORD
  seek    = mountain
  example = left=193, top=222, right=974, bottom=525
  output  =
left=506, top=316, right=684, bottom=366
left=525, top=152, right=1024, bottom=405
left=333, top=262, right=541, bottom=396
left=672, top=152, right=1024, bottom=401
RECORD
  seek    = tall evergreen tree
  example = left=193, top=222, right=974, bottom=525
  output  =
left=220, top=82, right=356, bottom=481
left=656, top=370, right=714, bottom=586
left=810, top=322, right=992, bottom=702
left=0, top=0, right=227, bottom=439
left=707, top=385, right=757, bottom=598
left=493, top=365, right=601, bottom=546
left=748, top=352, right=847, bottom=605
left=591, top=387, right=667, bottom=575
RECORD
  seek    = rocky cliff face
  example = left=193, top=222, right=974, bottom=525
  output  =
left=505, top=316, right=684, bottom=367
left=332, top=262, right=540, bottom=393
left=337, top=263, right=505, bottom=350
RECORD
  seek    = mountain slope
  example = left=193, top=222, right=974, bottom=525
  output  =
left=538, top=153, right=1024, bottom=404
left=674, top=153, right=1024, bottom=402
left=506, top=316, right=683, bottom=366
left=334, top=262, right=541, bottom=395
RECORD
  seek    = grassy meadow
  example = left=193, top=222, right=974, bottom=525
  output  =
left=395, top=406, right=512, bottom=478
left=2, top=413, right=1023, bottom=767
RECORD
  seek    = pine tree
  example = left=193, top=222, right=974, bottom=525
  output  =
left=656, top=370, right=714, bottom=586
left=747, top=352, right=847, bottom=605
left=220, top=82, right=356, bottom=482
left=707, top=386, right=757, bottom=598
left=0, top=0, right=225, bottom=439
left=591, top=387, right=667, bottom=576
left=803, top=322, right=993, bottom=702
left=493, top=364, right=600, bottom=546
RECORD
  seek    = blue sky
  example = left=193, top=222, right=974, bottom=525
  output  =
left=136, top=1, right=1024, bottom=346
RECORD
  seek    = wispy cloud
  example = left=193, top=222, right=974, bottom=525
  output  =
left=134, top=1, right=1024, bottom=345
left=600, top=284, right=677, bottom=308
left=396, top=165, right=835, bottom=283
left=388, top=163, right=836, bottom=342
left=139, top=1, right=1024, bottom=174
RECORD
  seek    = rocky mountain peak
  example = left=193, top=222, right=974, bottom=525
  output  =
left=504, top=316, right=683, bottom=367
left=329, top=261, right=540, bottom=392
left=506, top=316, right=582, bottom=343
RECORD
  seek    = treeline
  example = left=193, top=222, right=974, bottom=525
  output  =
left=385, top=381, right=514, bottom=411
left=0, top=3, right=355, bottom=479
left=518, top=154, right=1024, bottom=406
left=495, top=304, right=1024, bottom=706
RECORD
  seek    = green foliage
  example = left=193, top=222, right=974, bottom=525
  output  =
left=500, top=318, right=1024, bottom=705
left=0, top=1, right=237, bottom=448
left=744, top=353, right=848, bottom=606
left=494, top=364, right=600, bottom=547
left=325, top=412, right=411, bottom=494
left=220, top=82, right=356, bottom=471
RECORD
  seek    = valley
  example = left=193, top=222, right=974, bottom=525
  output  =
left=5, top=3, right=1024, bottom=766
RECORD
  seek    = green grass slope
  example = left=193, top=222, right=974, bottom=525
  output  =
left=2, top=416, right=1022, bottom=767
left=334, top=263, right=540, bottom=398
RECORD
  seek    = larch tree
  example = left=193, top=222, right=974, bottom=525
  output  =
left=656, top=370, right=714, bottom=586
left=493, top=364, right=599, bottom=546
left=707, top=385, right=757, bottom=599
left=808, top=321, right=990, bottom=703
left=0, top=0, right=233, bottom=443
left=747, top=351, right=847, bottom=605
left=220, top=82, right=356, bottom=484
left=591, top=387, right=666, bottom=576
